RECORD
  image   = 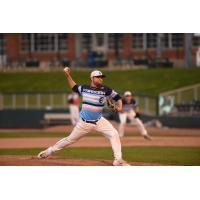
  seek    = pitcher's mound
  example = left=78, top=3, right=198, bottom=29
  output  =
left=0, top=155, right=164, bottom=166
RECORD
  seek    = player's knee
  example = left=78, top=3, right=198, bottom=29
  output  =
left=110, top=129, right=119, bottom=138
left=65, top=136, right=78, bottom=144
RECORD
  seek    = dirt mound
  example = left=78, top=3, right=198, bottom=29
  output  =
left=0, top=155, right=164, bottom=166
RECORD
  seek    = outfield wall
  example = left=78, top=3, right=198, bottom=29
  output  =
left=0, top=109, right=200, bottom=128
left=0, top=109, right=69, bottom=128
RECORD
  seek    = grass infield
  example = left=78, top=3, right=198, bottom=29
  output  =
left=0, top=147, right=200, bottom=165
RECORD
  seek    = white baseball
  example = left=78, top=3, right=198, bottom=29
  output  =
left=64, top=67, right=70, bottom=73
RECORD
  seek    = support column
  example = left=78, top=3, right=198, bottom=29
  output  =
left=5, top=33, right=20, bottom=61
left=156, top=33, right=162, bottom=58
left=143, top=33, right=147, bottom=56
left=104, top=33, right=108, bottom=53
left=91, top=34, right=97, bottom=51
left=168, top=33, right=172, bottom=48
left=68, top=33, right=75, bottom=60
left=75, top=33, right=82, bottom=66
left=29, top=33, right=35, bottom=59
left=54, top=33, right=58, bottom=52
left=123, top=33, right=131, bottom=57
left=184, top=33, right=192, bottom=67
left=75, top=33, right=82, bottom=59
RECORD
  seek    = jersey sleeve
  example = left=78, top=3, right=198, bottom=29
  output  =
left=72, top=85, right=82, bottom=95
left=105, top=86, right=121, bottom=101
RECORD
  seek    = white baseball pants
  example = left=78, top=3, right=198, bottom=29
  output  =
left=51, top=117, right=122, bottom=160
left=69, top=105, right=79, bottom=125
left=118, top=110, right=148, bottom=137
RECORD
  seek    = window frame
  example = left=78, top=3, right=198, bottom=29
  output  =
left=20, top=33, right=68, bottom=53
left=108, top=33, right=123, bottom=51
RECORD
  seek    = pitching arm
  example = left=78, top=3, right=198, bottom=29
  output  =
left=63, top=67, right=77, bottom=89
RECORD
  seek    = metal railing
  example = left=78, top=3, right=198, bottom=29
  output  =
left=134, top=94, right=158, bottom=116
left=159, top=83, right=200, bottom=116
left=0, top=91, right=158, bottom=116
left=0, top=91, right=68, bottom=110
left=160, top=83, right=200, bottom=104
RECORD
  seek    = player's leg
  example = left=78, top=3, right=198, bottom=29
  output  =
left=127, top=110, right=151, bottom=139
left=118, top=113, right=127, bottom=137
left=95, top=117, right=130, bottom=166
left=134, top=118, right=151, bottom=140
left=37, top=119, right=94, bottom=158
left=127, top=110, right=136, bottom=125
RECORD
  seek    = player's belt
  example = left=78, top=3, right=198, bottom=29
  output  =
left=81, top=117, right=100, bottom=125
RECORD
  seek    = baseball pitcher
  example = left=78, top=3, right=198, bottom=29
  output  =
left=118, top=91, right=151, bottom=140
left=38, top=68, right=130, bottom=166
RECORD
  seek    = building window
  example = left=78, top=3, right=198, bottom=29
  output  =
left=172, top=33, right=184, bottom=47
left=132, top=33, right=143, bottom=49
left=147, top=33, right=157, bottom=48
left=162, top=33, right=169, bottom=48
left=193, top=34, right=200, bottom=47
left=58, top=33, right=68, bottom=50
left=95, top=33, right=104, bottom=46
left=0, top=33, right=5, bottom=55
left=21, top=33, right=31, bottom=52
left=108, top=33, right=123, bottom=50
left=34, top=33, right=55, bottom=51
left=81, top=33, right=92, bottom=51
left=21, top=33, right=68, bottom=52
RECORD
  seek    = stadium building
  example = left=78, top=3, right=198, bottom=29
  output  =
left=0, top=33, right=200, bottom=67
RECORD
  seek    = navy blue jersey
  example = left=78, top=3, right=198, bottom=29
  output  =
left=122, top=98, right=137, bottom=112
left=72, top=84, right=121, bottom=120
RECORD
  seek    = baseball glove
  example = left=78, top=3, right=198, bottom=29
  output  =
left=106, top=97, right=117, bottom=112
left=135, top=112, right=140, bottom=118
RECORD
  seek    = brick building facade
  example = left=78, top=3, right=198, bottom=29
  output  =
left=0, top=33, right=200, bottom=67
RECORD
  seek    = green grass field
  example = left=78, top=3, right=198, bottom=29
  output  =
left=1, top=68, right=200, bottom=95
left=0, top=147, right=200, bottom=165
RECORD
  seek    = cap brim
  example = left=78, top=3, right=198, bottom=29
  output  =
left=94, top=75, right=106, bottom=78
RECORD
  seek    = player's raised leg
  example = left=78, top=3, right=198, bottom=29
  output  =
left=95, top=117, right=130, bottom=166
left=37, top=119, right=94, bottom=159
